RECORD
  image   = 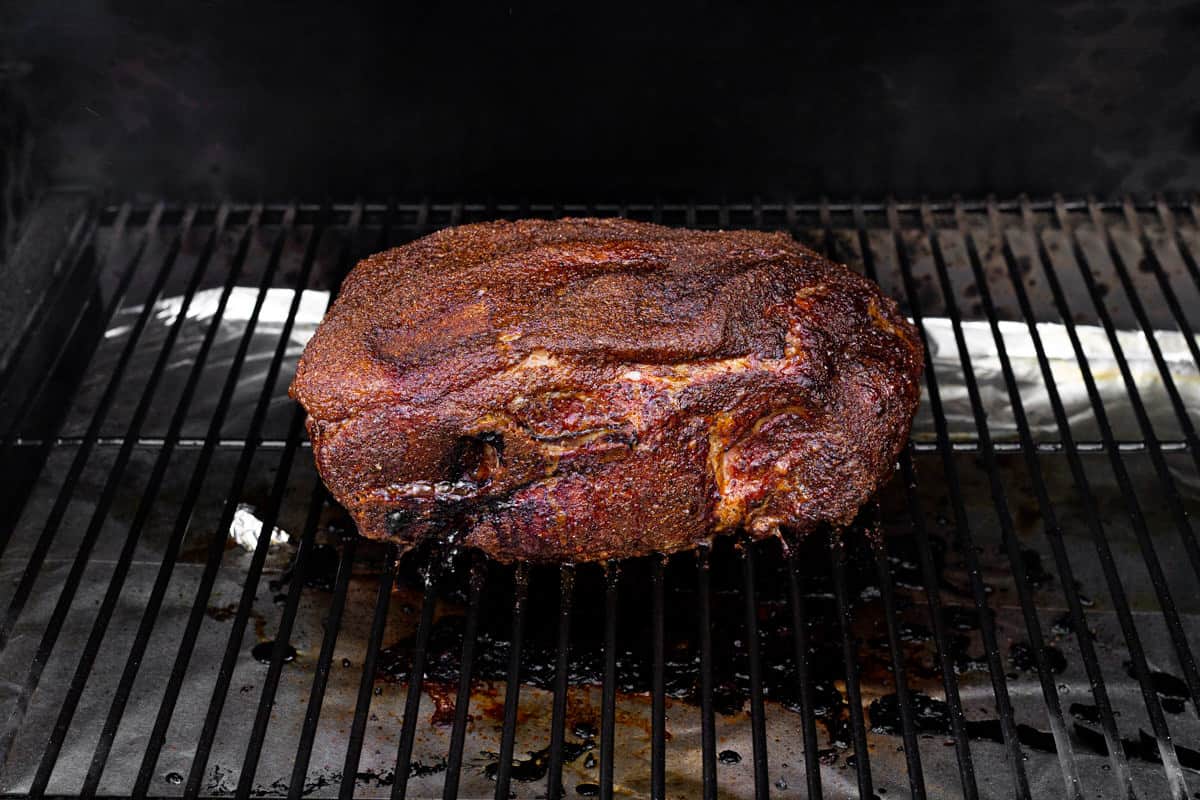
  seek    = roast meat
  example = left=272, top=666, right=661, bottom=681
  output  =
left=290, top=218, right=922, bottom=562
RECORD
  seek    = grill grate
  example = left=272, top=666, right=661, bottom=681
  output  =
left=1, top=197, right=1200, bottom=799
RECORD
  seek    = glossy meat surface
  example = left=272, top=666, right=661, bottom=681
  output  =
left=290, top=219, right=923, bottom=562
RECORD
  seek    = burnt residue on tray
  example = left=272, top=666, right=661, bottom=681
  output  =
left=1124, top=661, right=1191, bottom=715
left=874, top=692, right=1200, bottom=774
left=870, top=691, right=1059, bottom=754
left=269, top=542, right=342, bottom=594
left=380, top=536, right=857, bottom=718
left=335, top=478, right=1093, bottom=787
left=370, top=523, right=998, bottom=765
left=251, top=640, right=296, bottom=664
left=1069, top=702, right=1103, bottom=724
left=1009, top=641, right=1067, bottom=674
left=718, top=749, right=742, bottom=764
left=1019, top=549, right=1054, bottom=588
left=1073, top=724, right=1200, bottom=771
left=481, top=726, right=595, bottom=783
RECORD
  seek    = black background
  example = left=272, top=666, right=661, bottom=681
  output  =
left=3, top=1, right=1199, bottom=201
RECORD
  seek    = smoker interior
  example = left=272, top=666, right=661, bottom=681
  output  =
left=2, top=197, right=1200, bottom=800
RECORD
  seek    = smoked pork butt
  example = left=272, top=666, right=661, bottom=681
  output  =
left=289, top=219, right=923, bottom=562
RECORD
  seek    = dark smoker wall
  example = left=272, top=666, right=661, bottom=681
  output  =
left=2, top=1, right=1198, bottom=202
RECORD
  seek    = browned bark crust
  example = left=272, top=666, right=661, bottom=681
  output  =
left=290, top=219, right=922, bottom=563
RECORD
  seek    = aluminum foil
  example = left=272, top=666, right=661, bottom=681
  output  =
left=917, top=316, right=1200, bottom=445
left=229, top=504, right=290, bottom=552
left=74, top=287, right=1200, bottom=447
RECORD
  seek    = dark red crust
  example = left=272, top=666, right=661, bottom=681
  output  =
left=289, top=219, right=923, bottom=563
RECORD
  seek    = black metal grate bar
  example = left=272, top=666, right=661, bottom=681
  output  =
left=921, top=204, right=1082, bottom=798
left=492, top=563, right=530, bottom=800
left=2, top=198, right=1200, bottom=800
left=238, top=483, right=329, bottom=799
left=649, top=557, right=667, bottom=800
left=76, top=207, right=289, bottom=794
left=869, top=508, right=927, bottom=800
left=0, top=204, right=157, bottom=592
left=972, top=202, right=1135, bottom=797
left=0, top=206, right=97, bottom=440
left=785, top=550, right=824, bottom=800
left=598, top=562, right=619, bottom=800
left=899, top=451, right=980, bottom=800
left=440, top=555, right=487, bottom=800
left=338, top=550, right=399, bottom=800
left=0, top=206, right=114, bottom=538
left=831, top=540, right=875, bottom=798
left=26, top=206, right=258, bottom=793
left=740, top=547, right=770, bottom=799
left=0, top=204, right=159, bottom=560
left=545, top=563, right=575, bottom=800
left=0, top=204, right=224, bottom=771
left=852, top=206, right=981, bottom=800
left=824, top=204, right=903, bottom=798
left=182, top=406, right=310, bottom=799
left=888, top=204, right=1033, bottom=797
left=1091, top=201, right=1200, bottom=698
left=1122, top=200, right=1200, bottom=454
left=695, top=546, right=718, bottom=800
left=825, top=203, right=931, bottom=799
left=391, top=559, right=442, bottom=800
left=0, top=199, right=96, bottom=402
left=1061, top=205, right=1200, bottom=696
left=186, top=207, right=353, bottom=799
left=1162, top=198, right=1200, bottom=297
left=132, top=207, right=323, bottom=798
left=286, top=531, right=358, bottom=800
left=76, top=207, right=276, bottom=793
left=1021, top=197, right=1189, bottom=797
left=1052, top=198, right=1200, bottom=705
left=791, top=204, right=837, bottom=800
left=248, top=199, right=367, bottom=797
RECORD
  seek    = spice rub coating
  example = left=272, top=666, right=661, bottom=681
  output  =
left=290, top=218, right=923, bottom=562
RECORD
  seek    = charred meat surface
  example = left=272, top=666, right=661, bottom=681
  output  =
left=289, top=219, right=922, bottom=562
